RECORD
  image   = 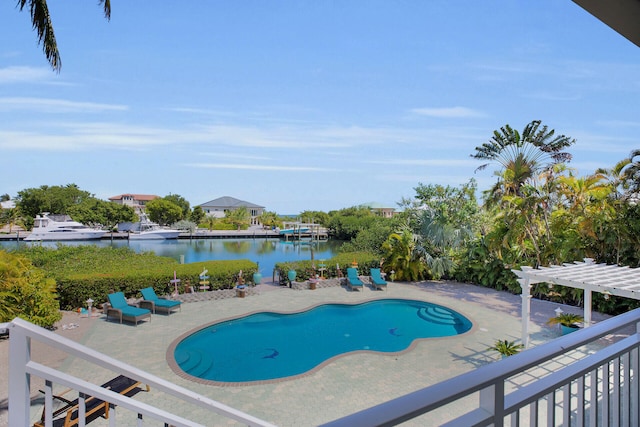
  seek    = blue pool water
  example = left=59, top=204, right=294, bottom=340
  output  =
left=171, top=299, right=472, bottom=383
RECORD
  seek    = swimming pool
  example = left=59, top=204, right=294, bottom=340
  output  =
left=168, top=299, right=472, bottom=384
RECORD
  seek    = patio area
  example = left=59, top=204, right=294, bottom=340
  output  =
left=3, top=279, right=610, bottom=426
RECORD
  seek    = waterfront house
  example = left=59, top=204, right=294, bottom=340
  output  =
left=108, top=194, right=159, bottom=214
left=197, top=196, right=265, bottom=226
left=359, top=202, right=397, bottom=218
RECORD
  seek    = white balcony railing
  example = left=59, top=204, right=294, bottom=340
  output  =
left=5, top=317, right=276, bottom=427
left=321, top=307, right=640, bottom=426
left=5, top=308, right=640, bottom=426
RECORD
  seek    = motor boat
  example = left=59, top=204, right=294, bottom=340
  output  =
left=128, top=213, right=181, bottom=240
left=24, top=213, right=107, bottom=241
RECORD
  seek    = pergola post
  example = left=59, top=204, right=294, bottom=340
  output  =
left=520, top=278, right=532, bottom=348
left=584, top=289, right=592, bottom=327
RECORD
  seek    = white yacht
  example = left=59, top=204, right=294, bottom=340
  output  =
left=128, top=213, right=181, bottom=240
left=24, top=213, right=107, bottom=241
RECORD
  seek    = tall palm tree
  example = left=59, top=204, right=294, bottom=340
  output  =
left=621, top=149, right=640, bottom=198
left=418, top=210, right=472, bottom=279
left=596, top=156, right=632, bottom=200
left=472, top=120, right=575, bottom=197
left=16, top=0, right=111, bottom=72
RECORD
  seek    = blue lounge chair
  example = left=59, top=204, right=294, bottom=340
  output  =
left=105, top=292, right=151, bottom=325
left=369, top=268, right=387, bottom=290
left=346, top=267, right=364, bottom=291
left=140, top=287, right=181, bottom=314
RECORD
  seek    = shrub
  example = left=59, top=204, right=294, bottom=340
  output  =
left=0, top=250, right=62, bottom=328
left=12, top=245, right=256, bottom=309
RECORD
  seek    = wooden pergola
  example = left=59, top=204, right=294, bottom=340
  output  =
left=514, top=258, right=640, bottom=347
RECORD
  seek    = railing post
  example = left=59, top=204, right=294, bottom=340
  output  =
left=480, top=382, right=505, bottom=426
left=8, top=321, right=31, bottom=427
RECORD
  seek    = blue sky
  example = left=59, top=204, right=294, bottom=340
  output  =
left=1, top=1, right=639, bottom=214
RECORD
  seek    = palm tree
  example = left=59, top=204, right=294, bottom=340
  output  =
left=382, top=226, right=426, bottom=281
left=472, top=120, right=575, bottom=197
left=16, top=0, right=111, bottom=72
left=419, top=210, right=472, bottom=279
left=596, top=156, right=632, bottom=200
left=621, top=149, right=640, bottom=198
left=226, top=207, right=250, bottom=231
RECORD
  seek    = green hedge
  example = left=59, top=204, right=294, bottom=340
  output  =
left=57, top=260, right=257, bottom=310
left=10, top=245, right=257, bottom=310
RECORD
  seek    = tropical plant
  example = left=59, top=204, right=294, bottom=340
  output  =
left=547, top=312, right=584, bottom=327
left=413, top=180, right=480, bottom=231
left=0, top=207, right=27, bottom=233
left=340, top=222, right=394, bottom=256
left=201, top=215, right=218, bottom=231
left=145, top=198, right=183, bottom=226
left=172, top=220, right=197, bottom=233
left=299, top=210, right=329, bottom=225
left=381, top=225, right=426, bottom=281
left=164, top=194, right=191, bottom=220
left=489, top=339, right=523, bottom=357
left=596, top=155, right=633, bottom=200
left=327, top=206, right=379, bottom=240
left=67, top=198, right=136, bottom=230
left=0, top=250, right=62, bottom=327
left=16, top=0, right=111, bottom=72
left=472, top=120, right=575, bottom=198
left=15, top=183, right=96, bottom=228
left=225, top=207, right=250, bottom=231
left=622, top=149, right=640, bottom=196
left=258, top=211, right=280, bottom=229
left=418, top=210, right=472, bottom=279
left=189, top=206, right=206, bottom=224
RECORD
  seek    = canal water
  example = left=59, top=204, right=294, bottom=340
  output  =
left=0, top=238, right=342, bottom=279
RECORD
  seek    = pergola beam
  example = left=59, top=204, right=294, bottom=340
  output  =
left=514, top=259, right=640, bottom=347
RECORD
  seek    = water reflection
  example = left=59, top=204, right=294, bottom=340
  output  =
left=2, top=238, right=342, bottom=277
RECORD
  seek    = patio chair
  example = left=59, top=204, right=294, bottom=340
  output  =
left=369, top=268, right=387, bottom=290
left=346, top=267, right=364, bottom=291
left=33, top=375, right=149, bottom=427
left=139, top=287, right=181, bottom=314
left=105, top=292, right=151, bottom=325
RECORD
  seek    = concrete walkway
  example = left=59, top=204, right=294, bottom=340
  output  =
left=1, top=280, right=607, bottom=426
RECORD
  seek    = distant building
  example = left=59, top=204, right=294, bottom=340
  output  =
left=0, top=200, right=15, bottom=210
left=197, top=196, right=265, bottom=225
left=360, top=202, right=397, bottom=218
left=108, top=194, right=159, bottom=214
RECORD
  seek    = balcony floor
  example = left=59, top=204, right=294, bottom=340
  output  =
left=1, top=280, right=612, bottom=426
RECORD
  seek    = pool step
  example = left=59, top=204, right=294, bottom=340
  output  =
left=176, top=349, right=214, bottom=377
left=416, top=307, right=460, bottom=326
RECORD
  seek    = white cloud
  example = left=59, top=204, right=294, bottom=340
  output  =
left=0, top=97, right=128, bottom=113
left=184, top=163, right=334, bottom=172
left=410, top=107, right=485, bottom=118
left=0, top=66, right=52, bottom=84
left=366, top=158, right=477, bottom=167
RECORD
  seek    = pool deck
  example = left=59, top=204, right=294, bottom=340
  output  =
left=2, top=280, right=609, bottom=426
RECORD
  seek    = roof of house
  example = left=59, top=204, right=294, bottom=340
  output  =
left=198, top=196, right=265, bottom=209
left=108, top=194, right=159, bottom=201
left=360, top=202, right=395, bottom=210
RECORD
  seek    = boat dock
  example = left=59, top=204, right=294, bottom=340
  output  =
left=278, top=222, right=328, bottom=241
left=0, top=230, right=279, bottom=241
